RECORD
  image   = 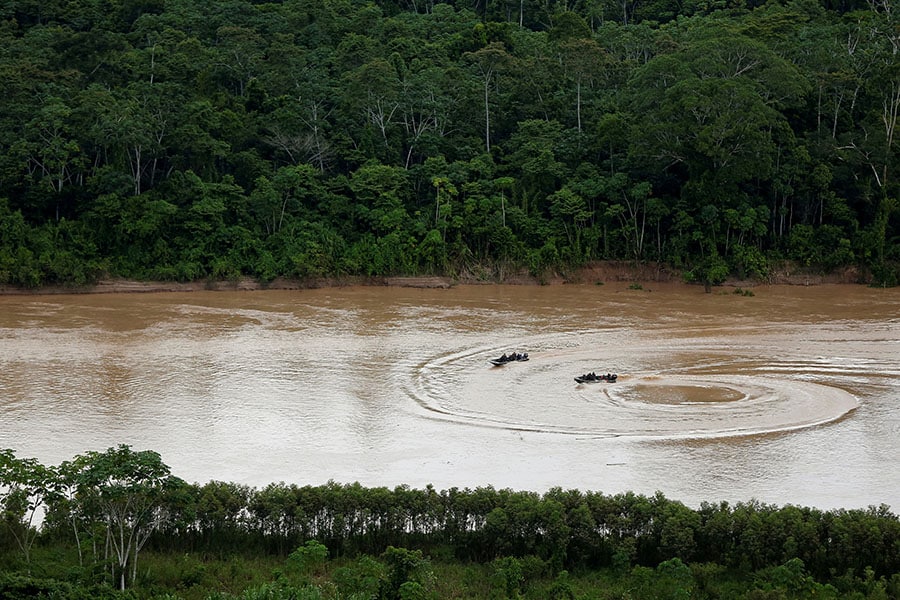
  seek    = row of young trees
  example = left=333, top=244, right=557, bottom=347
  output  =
left=0, top=0, right=897, bottom=288
left=2, top=446, right=899, bottom=594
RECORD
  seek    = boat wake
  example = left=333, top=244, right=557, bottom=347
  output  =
left=402, top=334, right=860, bottom=440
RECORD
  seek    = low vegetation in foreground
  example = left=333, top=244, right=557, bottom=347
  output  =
left=2, top=445, right=899, bottom=599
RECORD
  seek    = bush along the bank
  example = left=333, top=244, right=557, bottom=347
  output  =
left=2, top=447, right=900, bottom=598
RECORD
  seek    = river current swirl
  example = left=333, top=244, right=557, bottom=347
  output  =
left=0, top=283, right=897, bottom=511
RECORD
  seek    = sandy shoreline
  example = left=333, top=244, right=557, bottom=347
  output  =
left=0, top=261, right=866, bottom=295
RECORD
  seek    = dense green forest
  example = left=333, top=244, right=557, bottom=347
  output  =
left=2, top=446, right=900, bottom=599
left=0, top=0, right=898, bottom=288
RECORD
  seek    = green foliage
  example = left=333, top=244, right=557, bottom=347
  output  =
left=685, top=256, right=730, bottom=290
left=490, top=556, right=524, bottom=599
left=0, top=449, right=60, bottom=565
left=4, top=452, right=900, bottom=598
left=732, top=245, right=769, bottom=280
left=0, top=573, right=121, bottom=600
left=1, top=0, right=895, bottom=287
left=379, top=546, right=433, bottom=600
left=546, top=569, right=576, bottom=599
left=655, top=558, right=694, bottom=599
left=332, top=555, right=385, bottom=598
left=288, top=540, right=329, bottom=579
left=53, top=445, right=185, bottom=591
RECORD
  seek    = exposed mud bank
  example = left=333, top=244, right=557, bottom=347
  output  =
left=0, top=261, right=869, bottom=295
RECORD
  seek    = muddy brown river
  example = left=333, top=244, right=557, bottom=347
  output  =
left=0, top=282, right=897, bottom=511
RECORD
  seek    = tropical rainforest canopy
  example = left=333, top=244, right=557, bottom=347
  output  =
left=0, top=0, right=898, bottom=287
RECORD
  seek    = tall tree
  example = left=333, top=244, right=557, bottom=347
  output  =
left=0, top=450, right=58, bottom=567
left=465, top=42, right=512, bottom=153
left=13, top=96, right=85, bottom=220
left=345, top=58, right=402, bottom=154
left=71, top=445, right=184, bottom=590
left=558, top=38, right=606, bottom=133
left=835, top=0, right=899, bottom=270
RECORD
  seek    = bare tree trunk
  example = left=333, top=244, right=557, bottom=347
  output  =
left=484, top=77, right=491, bottom=152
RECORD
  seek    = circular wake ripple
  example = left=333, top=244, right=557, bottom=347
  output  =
left=404, top=337, right=860, bottom=440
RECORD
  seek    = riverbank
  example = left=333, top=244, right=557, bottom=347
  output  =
left=0, top=261, right=867, bottom=295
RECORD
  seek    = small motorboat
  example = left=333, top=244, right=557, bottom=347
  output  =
left=574, top=372, right=617, bottom=383
left=490, top=352, right=529, bottom=366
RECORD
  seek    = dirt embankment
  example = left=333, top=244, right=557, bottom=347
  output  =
left=0, top=261, right=868, bottom=295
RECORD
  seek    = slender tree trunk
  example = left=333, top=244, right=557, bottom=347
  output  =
left=576, top=79, right=582, bottom=133
left=70, top=518, right=83, bottom=566
left=484, top=77, right=491, bottom=152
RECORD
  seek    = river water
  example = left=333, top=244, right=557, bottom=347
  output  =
left=1, top=282, right=898, bottom=512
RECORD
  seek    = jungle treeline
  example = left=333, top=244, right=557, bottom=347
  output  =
left=2, top=446, right=900, bottom=598
left=0, top=0, right=898, bottom=289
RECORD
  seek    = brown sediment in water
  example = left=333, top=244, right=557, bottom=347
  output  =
left=0, top=274, right=895, bottom=509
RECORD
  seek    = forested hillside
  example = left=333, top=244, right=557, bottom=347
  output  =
left=0, top=0, right=897, bottom=288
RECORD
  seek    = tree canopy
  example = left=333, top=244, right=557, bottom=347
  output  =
left=0, top=0, right=896, bottom=286
left=2, top=447, right=900, bottom=598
